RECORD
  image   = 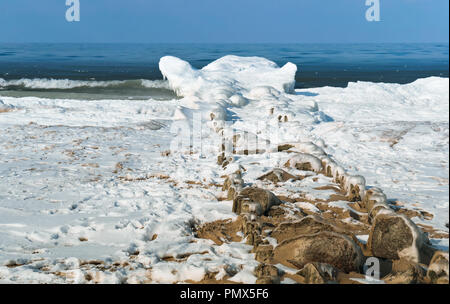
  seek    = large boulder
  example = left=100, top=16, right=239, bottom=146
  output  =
left=271, top=215, right=347, bottom=243
left=273, top=231, right=364, bottom=273
left=232, top=187, right=282, bottom=216
left=426, top=251, right=449, bottom=284
left=368, top=211, right=430, bottom=263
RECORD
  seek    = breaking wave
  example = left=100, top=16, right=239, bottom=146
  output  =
left=0, top=78, right=171, bottom=90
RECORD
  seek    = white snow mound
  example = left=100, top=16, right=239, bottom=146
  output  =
left=159, top=55, right=297, bottom=100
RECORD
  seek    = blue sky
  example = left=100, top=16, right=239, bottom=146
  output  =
left=0, top=0, right=448, bottom=43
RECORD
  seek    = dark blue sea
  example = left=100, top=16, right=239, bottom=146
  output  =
left=0, top=43, right=448, bottom=99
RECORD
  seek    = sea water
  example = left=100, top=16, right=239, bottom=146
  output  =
left=0, top=43, right=448, bottom=100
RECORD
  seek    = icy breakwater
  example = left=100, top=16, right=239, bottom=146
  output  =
left=160, top=55, right=449, bottom=284
left=0, top=54, right=447, bottom=284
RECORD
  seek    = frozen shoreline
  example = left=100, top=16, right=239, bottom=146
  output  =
left=0, top=55, right=448, bottom=283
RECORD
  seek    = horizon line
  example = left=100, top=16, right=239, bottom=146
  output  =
left=1, top=41, right=449, bottom=45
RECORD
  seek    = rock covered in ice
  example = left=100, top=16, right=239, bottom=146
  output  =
left=363, top=187, right=388, bottom=211
left=344, top=175, right=366, bottom=201
left=368, top=202, right=393, bottom=223
left=159, top=55, right=297, bottom=100
left=278, top=142, right=326, bottom=158
left=232, top=187, right=282, bottom=216
left=231, top=131, right=271, bottom=155
left=284, top=153, right=323, bottom=172
left=222, top=170, right=244, bottom=200
left=368, top=211, right=431, bottom=263
left=257, top=168, right=296, bottom=183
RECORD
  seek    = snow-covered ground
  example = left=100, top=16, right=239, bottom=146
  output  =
left=0, top=55, right=448, bottom=283
left=303, top=78, right=449, bottom=233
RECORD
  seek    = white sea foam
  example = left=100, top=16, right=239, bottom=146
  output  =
left=0, top=78, right=170, bottom=90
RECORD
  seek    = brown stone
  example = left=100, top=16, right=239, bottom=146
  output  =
left=271, top=215, right=346, bottom=243
left=283, top=153, right=323, bottom=173
left=277, top=144, right=294, bottom=152
left=362, top=188, right=387, bottom=211
left=285, top=161, right=313, bottom=171
left=383, top=258, right=426, bottom=284
left=426, top=251, right=449, bottom=284
left=254, top=264, right=279, bottom=278
left=368, top=203, right=391, bottom=224
left=195, top=218, right=243, bottom=245
left=233, top=187, right=282, bottom=216
left=255, top=245, right=274, bottom=263
left=273, top=231, right=363, bottom=273
left=368, top=212, right=429, bottom=263
left=257, top=168, right=296, bottom=183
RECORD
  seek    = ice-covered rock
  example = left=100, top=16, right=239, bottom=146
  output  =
left=321, top=156, right=337, bottom=177
left=284, top=153, right=323, bottom=172
left=368, top=212, right=431, bottom=263
left=159, top=55, right=297, bottom=100
left=363, top=187, right=388, bottom=211
left=159, top=55, right=303, bottom=163
left=344, top=175, right=366, bottom=201
left=277, top=142, right=326, bottom=158
left=257, top=168, right=296, bottom=183
left=222, top=170, right=244, bottom=200
left=368, top=202, right=393, bottom=224
left=332, top=165, right=347, bottom=184
left=232, top=187, right=282, bottom=216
